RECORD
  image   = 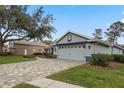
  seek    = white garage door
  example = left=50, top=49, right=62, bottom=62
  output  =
left=57, top=48, right=86, bottom=61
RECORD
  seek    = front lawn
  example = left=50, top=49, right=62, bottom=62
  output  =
left=47, top=62, right=124, bottom=88
left=12, top=83, right=39, bottom=88
left=0, top=55, right=35, bottom=65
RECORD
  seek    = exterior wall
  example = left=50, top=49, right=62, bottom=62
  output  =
left=57, top=33, right=89, bottom=44
left=93, top=44, right=110, bottom=54
left=54, top=43, right=112, bottom=61
left=46, top=46, right=54, bottom=54
left=53, top=46, right=58, bottom=55
left=83, top=43, right=124, bottom=55
left=113, top=47, right=123, bottom=54
left=13, top=44, right=46, bottom=55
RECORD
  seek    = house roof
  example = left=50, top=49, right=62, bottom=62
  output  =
left=119, top=44, right=124, bottom=47
left=12, top=40, right=48, bottom=47
left=99, top=40, right=124, bottom=50
left=56, top=41, right=88, bottom=46
left=55, top=31, right=124, bottom=50
left=55, top=39, right=124, bottom=50
left=55, top=40, right=110, bottom=47
left=55, top=31, right=93, bottom=43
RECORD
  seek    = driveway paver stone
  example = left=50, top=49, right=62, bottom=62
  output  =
left=0, top=58, right=84, bottom=88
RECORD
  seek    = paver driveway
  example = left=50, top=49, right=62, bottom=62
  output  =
left=0, top=58, right=84, bottom=88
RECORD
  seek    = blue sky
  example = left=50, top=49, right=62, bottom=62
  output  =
left=29, top=5, right=124, bottom=44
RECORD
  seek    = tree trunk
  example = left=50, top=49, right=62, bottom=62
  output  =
left=0, top=42, right=3, bottom=53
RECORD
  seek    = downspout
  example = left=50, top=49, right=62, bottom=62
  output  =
left=111, top=44, right=114, bottom=55
left=94, top=43, right=96, bottom=54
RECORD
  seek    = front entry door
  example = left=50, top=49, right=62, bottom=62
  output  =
left=24, top=49, right=27, bottom=55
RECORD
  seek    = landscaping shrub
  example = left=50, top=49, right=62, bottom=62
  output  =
left=0, top=52, right=13, bottom=56
left=91, top=54, right=113, bottom=67
left=42, top=52, right=55, bottom=58
left=23, top=55, right=35, bottom=58
left=33, top=52, right=42, bottom=55
left=33, top=52, right=55, bottom=58
left=112, top=54, right=124, bottom=63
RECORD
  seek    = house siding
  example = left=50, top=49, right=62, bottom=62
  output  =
left=112, top=47, right=123, bottom=54
left=93, top=44, right=110, bottom=54
left=57, top=33, right=89, bottom=44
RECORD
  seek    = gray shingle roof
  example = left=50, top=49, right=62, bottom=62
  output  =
left=12, top=40, right=48, bottom=47
left=55, top=31, right=93, bottom=43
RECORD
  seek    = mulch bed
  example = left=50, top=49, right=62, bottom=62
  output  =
left=86, top=61, right=120, bottom=70
left=108, top=61, right=119, bottom=69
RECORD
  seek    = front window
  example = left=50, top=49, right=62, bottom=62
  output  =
left=83, top=45, right=86, bottom=48
left=79, top=45, right=81, bottom=48
left=59, top=46, right=61, bottom=49
left=67, top=35, right=72, bottom=42
left=88, top=45, right=91, bottom=49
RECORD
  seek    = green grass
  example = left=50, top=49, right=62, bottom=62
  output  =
left=47, top=63, right=124, bottom=88
left=0, top=55, right=35, bottom=65
left=12, top=83, right=39, bottom=88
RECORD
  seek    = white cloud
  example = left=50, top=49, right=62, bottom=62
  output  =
left=120, top=11, right=124, bottom=23
left=121, top=18, right=124, bottom=23
left=122, top=11, right=124, bottom=15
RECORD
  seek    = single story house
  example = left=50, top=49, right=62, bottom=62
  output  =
left=52, top=31, right=124, bottom=61
left=9, top=40, right=48, bottom=55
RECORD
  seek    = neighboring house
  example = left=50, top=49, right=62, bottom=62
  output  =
left=52, top=31, right=124, bottom=61
left=9, top=40, right=48, bottom=55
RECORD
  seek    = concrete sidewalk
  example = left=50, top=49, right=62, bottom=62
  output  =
left=26, top=78, right=83, bottom=88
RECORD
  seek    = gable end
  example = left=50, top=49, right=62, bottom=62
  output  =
left=56, top=32, right=91, bottom=44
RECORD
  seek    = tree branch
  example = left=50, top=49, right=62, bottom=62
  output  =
left=5, top=37, right=26, bottom=43
left=2, top=19, right=11, bottom=37
left=4, top=35, right=33, bottom=43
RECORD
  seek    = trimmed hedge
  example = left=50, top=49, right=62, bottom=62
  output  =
left=112, top=54, right=124, bottom=63
left=33, top=52, right=55, bottom=58
left=33, top=52, right=42, bottom=55
left=0, top=52, right=13, bottom=56
left=91, top=54, right=113, bottom=67
left=42, top=52, right=55, bottom=58
left=23, top=55, right=35, bottom=58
